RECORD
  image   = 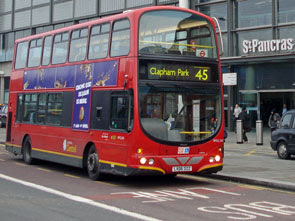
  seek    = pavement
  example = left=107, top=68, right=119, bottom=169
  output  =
left=1, top=127, right=295, bottom=191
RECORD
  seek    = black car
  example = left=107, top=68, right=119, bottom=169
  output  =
left=270, top=109, right=295, bottom=159
left=0, top=104, right=7, bottom=128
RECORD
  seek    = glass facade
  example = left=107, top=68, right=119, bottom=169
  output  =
left=278, top=0, right=295, bottom=24
left=234, top=29, right=273, bottom=56
left=235, top=63, right=295, bottom=91
left=194, top=0, right=295, bottom=130
left=199, top=2, right=227, bottom=31
left=234, top=0, right=272, bottom=28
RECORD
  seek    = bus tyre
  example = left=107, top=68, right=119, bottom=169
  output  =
left=277, top=141, right=290, bottom=160
left=23, top=137, right=34, bottom=164
left=87, top=145, right=102, bottom=180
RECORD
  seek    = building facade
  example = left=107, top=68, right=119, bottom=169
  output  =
left=1, top=0, right=295, bottom=129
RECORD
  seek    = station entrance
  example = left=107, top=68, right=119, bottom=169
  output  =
left=239, top=90, right=295, bottom=127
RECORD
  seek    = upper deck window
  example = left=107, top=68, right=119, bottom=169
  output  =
left=111, top=19, right=130, bottom=57
left=88, top=23, right=110, bottom=60
left=139, top=10, right=217, bottom=58
left=52, top=32, right=69, bottom=64
left=28, top=38, right=43, bottom=67
left=42, top=36, right=52, bottom=66
left=69, top=28, right=88, bottom=62
left=15, top=41, right=29, bottom=69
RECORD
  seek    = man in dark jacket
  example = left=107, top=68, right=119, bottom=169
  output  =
left=238, top=107, right=251, bottom=143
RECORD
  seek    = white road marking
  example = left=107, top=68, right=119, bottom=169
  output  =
left=0, top=173, right=161, bottom=221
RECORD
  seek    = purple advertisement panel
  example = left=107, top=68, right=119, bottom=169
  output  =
left=22, top=60, right=119, bottom=131
left=55, top=65, right=75, bottom=88
left=38, top=68, right=56, bottom=89
left=93, top=60, right=118, bottom=87
left=72, top=64, right=93, bottom=131
left=23, top=70, right=39, bottom=90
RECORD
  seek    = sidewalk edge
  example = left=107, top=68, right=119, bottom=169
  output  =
left=201, top=173, right=295, bottom=192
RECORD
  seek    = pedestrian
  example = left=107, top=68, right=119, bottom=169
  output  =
left=233, top=104, right=242, bottom=132
left=282, top=104, right=287, bottom=115
left=268, top=109, right=280, bottom=133
left=238, top=107, right=251, bottom=143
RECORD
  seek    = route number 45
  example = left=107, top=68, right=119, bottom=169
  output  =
left=195, top=69, right=208, bottom=81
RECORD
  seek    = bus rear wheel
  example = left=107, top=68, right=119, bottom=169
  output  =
left=23, top=136, right=34, bottom=164
left=87, top=145, right=102, bottom=180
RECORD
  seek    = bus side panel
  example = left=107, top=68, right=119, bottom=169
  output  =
left=9, top=71, right=24, bottom=91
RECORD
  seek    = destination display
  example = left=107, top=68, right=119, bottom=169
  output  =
left=145, top=63, right=214, bottom=82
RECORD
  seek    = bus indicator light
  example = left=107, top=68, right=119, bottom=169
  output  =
left=137, top=148, right=143, bottom=154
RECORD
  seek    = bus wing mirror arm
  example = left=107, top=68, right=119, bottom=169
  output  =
left=212, top=17, right=224, bottom=56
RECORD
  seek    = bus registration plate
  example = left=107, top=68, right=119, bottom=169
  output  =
left=172, top=166, right=192, bottom=172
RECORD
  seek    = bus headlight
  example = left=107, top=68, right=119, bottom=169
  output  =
left=215, top=155, right=221, bottom=162
left=148, top=158, right=155, bottom=165
left=209, top=157, right=214, bottom=163
left=140, top=157, right=147, bottom=165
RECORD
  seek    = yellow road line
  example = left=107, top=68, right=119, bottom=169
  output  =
left=15, top=162, right=27, bottom=167
left=0, top=159, right=5, bottom=162
left=244, top=150, right=256, bottom=156
left=37, top=168, right=52, bottom=172
left=239, top=184, right=266, bottom=190
left=240, top=184, right=295, bottom=194
left=64, top=174, right=80, bottom=179
left=179, top=174, right=209, bottom=182
left=96, top=181, right=118, bottom=187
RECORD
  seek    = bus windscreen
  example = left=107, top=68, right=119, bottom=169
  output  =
left=139, top=10, right=217, bottom=58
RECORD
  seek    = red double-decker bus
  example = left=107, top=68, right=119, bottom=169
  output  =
left=6, top=6, right=224, bottom=180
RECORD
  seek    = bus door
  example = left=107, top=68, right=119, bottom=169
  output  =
left=91, top=90, right=133, bottom=164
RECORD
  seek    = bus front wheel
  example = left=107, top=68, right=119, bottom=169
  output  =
left=87, top=145, right=102, bottom=180
left=23, top=136, right=34, bottom=164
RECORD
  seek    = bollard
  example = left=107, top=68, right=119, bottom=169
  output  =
left=236, top=119, right=243, bottom=144
left=256, top=120, right=263, bottom=145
